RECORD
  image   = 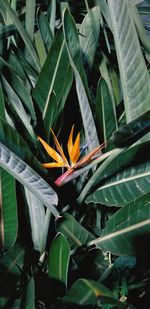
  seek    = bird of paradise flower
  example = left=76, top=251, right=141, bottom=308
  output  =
left=38, top=125, right=105, bottom=186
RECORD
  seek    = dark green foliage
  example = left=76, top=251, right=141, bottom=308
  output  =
left=0, top=0, right=150, bottom=308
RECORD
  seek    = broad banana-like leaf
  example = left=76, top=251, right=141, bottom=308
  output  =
left=131, top=4, right=150, bottom=54
left=78, top=148, right=122, bottom=204
left=96, top=79, right=117, bottom=142
left=10, top=46, right=38, bottom=87
left=79, top=5, right=101, bottom=69
left=86, top=145, right=150, bottom=207
left=10, top=278, right=35, bottom=308
left=0, top=142, right=58, bottom=216
left=63, top=279, right=116, bottom=306
left=0, top=57, right=36, bottom=123
left=56, top=212, right=94, bottom=250
left=63, top=9, right=99, bottom=151
left=48, top=233, right=70, bottom=289
left=111, top=110, right=150, bottom=147
left=33, top=30, right=71, bottom=138
left=130, top=0, right=144, bottom=5
left=0, top=167, right=17, bottom=248
left=24, top=188, right=51, bottom=253
left=2, top=76, right=36, bottom=142
left=38, top=12, right=53, bottom=53
left=19, top=278, right=35, bottom=309
left=99, top=54, right=119, bottom=118
left=108, top=0, right=150, bottom=122
left=78, top=141, right=149, bottom=204
left=97, top=0, right=112, bottom=29
left=0, top=24, right=16, bottom=39
left=89, top=193, right=150, bottom=255
left=25, top=0, right=35, bottom=41
left=0, top=246, right=25, bottom=307
left=0, top=0, right=40, bottom=71
left=35, top=30, right=47, bottom=67
left=33, top=30, right=69, bottom=114
left=0, top=84, right=5, bottom=120
left=0, top=116, right=46, bottom=175
left=48, top=0, right=56, bottom=36
left=0, top=88, right=17, bottom=249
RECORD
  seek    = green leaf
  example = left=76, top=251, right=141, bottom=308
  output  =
left=79, top=5, right=101, bottom=68
left=131, top=4, right=150, bottom=54
left=25, top=0, right=36, bottom=41
left=0, top=0, right=40, bottom=71
left=56, top=213, right=94, bottom=249
left=1, top=76, right=36, bottom=142
left=63, top=9, right=99, bottom=151
left=131, top=0, right=145, bottom=5
left=0, top=167, right=17, bottom=248
left=0, top=116, right=32, bottom=161
left=108, top=0, right=150, bottom=122
left=48, top=233, right=70, bottom=288
left=0, top=87, right=17, bottom=250
left=96, top=78, right=118, bottom=142
left=63, top=278, right=115, bottom=306
left=97, top=0, right=112, bottom=29
left=58, top=64, right=74, bottom=114
left=90, top=193, right=150, bottom=255
left=99, top=54, right=119, bottom=113
left=19, top=278, right=35, bottom=309
left=33, top=30, right=70, bottom=135
left=0, top=57, right=36, bottom=123
left=0, top=246, right=25, bottom=307
left=0, top=116, right=46, bottom=177
left=8, top=51, right=28, bottom=83
left=0, top=141, right=58, bottom=216
left=38, top=12, right=53, bottom=53
left=78, top=142, right=149, bottom=204
left=111, top=110, right=150, bottom=147
left=43, top=92, right=58, bottom=139
left=0, top=24, right=16, bottom=39
left=78, top=148, right=122, bottom=204
left=10, top=278, right=35, bottom=309
left=0, top=83, right=5, bottom=119
left=34, top=30, right=47, bottom=67
left=9, top=46, right=38, bottom=87
left=47, top=0, right=56, bottom=36
left=85, top=142, right=150, bottom=206
left=24, top=188, right=50, bottom=253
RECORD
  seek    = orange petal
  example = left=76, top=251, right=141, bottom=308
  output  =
left=70, top=132, right=80, bottom=164
left=50, top=128, right=69, bottom=166
left=38, top=136, right=64, bottom=165
left=67, top=125, right=80, bottom=165
left=67, top=125, right=74, bottom=157
left=42, top=162, right=65, bottom=168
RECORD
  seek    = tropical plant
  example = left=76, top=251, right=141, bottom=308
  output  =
left=0, top=0, right=150, bottom=308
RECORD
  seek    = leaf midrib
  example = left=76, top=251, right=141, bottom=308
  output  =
left=43, top=40, right=65, bottom=118
left=89, top=218, right=150, bottom=246
left=97, top=169, right=150, bottom=190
